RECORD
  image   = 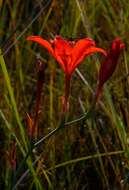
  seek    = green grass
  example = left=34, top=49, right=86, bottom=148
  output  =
left=0, top=0, right=129, bottom=189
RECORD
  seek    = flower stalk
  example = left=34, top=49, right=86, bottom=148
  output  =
left=31, top=58, right=46, bottom=139
left=62, top=75, right=71, bottom=113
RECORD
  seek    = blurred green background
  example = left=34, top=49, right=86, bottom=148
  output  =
left=0, top=0, right=129, bottom=189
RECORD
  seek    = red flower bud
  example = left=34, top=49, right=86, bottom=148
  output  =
left=96, top=37, right=125, bottom=101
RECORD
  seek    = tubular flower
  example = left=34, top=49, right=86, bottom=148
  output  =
left=27, top=35, right=106, bottom=112
left=96, top=37, right=125, bottom=101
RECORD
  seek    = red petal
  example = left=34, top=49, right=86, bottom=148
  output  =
left=27, top=36, right=54, bottom=56
left=70, top=46, right=107, bottom=74
left=52, top=36, right=73, bottom=73
left=71, top=38, right=95, bottom=65
left=53, top=36, right=73, bottom=55
left=83, top=46, right=107, bottom=57
left=54, top=53, right=66, bottom=71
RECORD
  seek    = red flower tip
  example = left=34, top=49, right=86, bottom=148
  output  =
left=96, top=37, right=125, bottom=101
left=27, top=36, right=54, bottom=56
left=111, top=37, right=125, bottom=50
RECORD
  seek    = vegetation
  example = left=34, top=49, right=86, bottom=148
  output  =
left=0, top=0, right=129, bottom=189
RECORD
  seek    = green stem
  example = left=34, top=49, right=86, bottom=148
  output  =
left=15, top=106, right=94, bottom=183
left=15, top=116, right=66, bottom=180
left=47, top=150, right=124, bottom=171
left=65, top=110, right=92, bottom=126
left=14, top=149, right=124, bottom=189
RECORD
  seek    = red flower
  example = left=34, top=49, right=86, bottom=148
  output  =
left=96, top=37, right=125, bottom=101
left=27, top=35, right=106, bottom=112
left=27, top=35, right=106, bottom=78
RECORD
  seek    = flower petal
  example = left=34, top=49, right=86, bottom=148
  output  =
left=53, top=36, right=73, bottom=55
left=52, top=36, right=73, bottom=73
left=71, top=38, right=95, bottom=65
left=27, top=36, right=54, bottom=56
left=54, top=53, right=66, bottom=71
left=70, top=46, right=107, bottom=74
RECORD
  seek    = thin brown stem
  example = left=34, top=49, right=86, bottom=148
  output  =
left=31, top=59, right=46, bottom=139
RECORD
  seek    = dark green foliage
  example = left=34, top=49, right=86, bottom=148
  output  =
left=0, top=0, right=129, bottom=189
